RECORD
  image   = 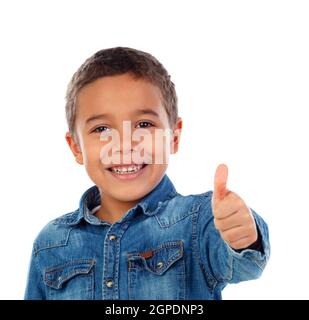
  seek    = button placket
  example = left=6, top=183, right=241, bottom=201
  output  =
left=103, top=231, right=117, bottom=296
left=102, top=221, right=131, bottom=299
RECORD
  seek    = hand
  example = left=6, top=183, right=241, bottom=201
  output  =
left=212, top=164, right=258, bottom=250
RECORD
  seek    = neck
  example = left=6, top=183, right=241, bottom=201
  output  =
left=95, top=192, right=139, bottom=224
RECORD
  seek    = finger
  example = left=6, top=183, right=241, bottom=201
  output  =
left=214, top=209, right=251, bottom=231
left=214, top=164, right=229, bottom=200
left=212, top=191, right=244, bottom=219
left=229, top=234, right=258, bottom=250
left=220, top=225, right=252, bottom=244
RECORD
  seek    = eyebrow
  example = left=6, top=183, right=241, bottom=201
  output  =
left=85, top=108, right=160, bottom=125
left=134, top=108, right=160, bottom=118
left=85, top=113, right=110, bottom=125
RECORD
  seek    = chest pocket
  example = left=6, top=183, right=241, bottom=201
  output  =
left=128, top=240, right=185, bottom=299
left=44, top=259, right=95, bottom=300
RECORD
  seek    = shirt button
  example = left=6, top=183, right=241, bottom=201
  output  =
left=106, top=280, right=114, bottom=288
left=109, top=234, right=117, bottom=241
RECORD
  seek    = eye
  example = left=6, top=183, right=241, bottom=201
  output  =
left=136, top=121, right=154, bottom=129
left=92, top=126, right=110, bottom=133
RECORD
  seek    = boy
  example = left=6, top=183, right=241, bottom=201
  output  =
left=25, top=47, right=270, bottom=300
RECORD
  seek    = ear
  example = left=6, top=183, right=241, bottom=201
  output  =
left=65, top=132, right=84, bottom=165
left=170, top=117, right=182, bottom=154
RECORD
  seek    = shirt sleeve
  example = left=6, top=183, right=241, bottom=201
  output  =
left=197, top=197, right=270, bottom=284
left=24, top=246, right=46, bottom=300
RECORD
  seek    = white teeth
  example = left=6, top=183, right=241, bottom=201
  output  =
left=110, top=164, right=143, bottom=174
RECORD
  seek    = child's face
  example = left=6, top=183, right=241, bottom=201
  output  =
left=66, top=73, right=182, bottom=204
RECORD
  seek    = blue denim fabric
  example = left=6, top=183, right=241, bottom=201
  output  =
left=24, top=175, right=270, bottom=300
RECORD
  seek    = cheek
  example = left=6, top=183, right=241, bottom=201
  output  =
left=152, top=133, right=171, bottom=164
left=81, top=138, right=103, bottom=163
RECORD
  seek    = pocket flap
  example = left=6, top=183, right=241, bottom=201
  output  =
left=131, top=240, right=184, bottom=276
left=44, top=259, right=95, bottom=289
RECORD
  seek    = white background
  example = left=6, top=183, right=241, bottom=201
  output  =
left=0, top=0, right=308, bottom=300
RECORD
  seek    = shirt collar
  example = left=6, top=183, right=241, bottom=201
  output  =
left=137, top=175, right=177, bottom=215
left=57, top=174, right=177, bottom=225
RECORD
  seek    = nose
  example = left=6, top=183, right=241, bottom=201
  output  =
left=116, top=136, right=133, bottom=154
left=99, top=125, right=133, bottom=165
left=115, top=120, right=133, bottom=155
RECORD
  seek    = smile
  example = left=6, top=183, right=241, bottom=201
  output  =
left=107, top=164, right=148, bottom=179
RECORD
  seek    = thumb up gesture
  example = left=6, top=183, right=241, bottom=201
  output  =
left=212, top=164, right=258, bottom=250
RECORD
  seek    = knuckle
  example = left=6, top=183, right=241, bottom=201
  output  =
left=245, top=213, right=253, bottom=223
left=241, top=211, right=254, bottom=226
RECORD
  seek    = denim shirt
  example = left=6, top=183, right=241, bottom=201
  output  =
left=24, top=175, right=270, bottom=300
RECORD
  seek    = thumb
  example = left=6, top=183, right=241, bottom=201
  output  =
left=214, top=164, right=229, bottom=200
